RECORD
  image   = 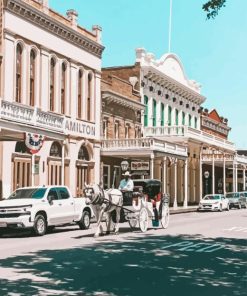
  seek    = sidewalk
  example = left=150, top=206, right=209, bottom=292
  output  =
left=169, top=206, right=198, bottom=215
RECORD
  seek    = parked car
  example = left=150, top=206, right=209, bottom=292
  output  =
left=225, top=192, right=247, bottom=209
left=0, top=186, right=94, bottom=236
left=198, top=194, right=229, bottom=212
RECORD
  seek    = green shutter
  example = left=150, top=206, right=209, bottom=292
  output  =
left=161, top=103, right=164, bottom=126
left=168, top=106, right=172, bottom=126
left=189, top=115, right=192, bottom=127
left=182, top=112, right=185, bottom=125
left=144, top=96, right=148, bottom=127
left=176, top=109, right=179, bottom=125
left=153, top=99, right=156, bottom=127
left=195, top=117, right=197, bottom=129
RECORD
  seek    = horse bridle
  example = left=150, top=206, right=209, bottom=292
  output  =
left=84, top=186, right=105, bottom=205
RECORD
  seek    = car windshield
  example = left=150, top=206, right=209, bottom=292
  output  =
left=8, top=188, right=47, bottom=200
left=203, top=195, right=220, bottom=200
left=226, top=193, right=239, bottom=198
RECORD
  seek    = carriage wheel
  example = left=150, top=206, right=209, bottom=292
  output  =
left=129, top=218, right=137, bottom=230
left=160, top=204, right=170, bottom=229
left=139, top=208, right=148, bottom=232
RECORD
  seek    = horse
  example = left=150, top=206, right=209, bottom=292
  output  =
left=84, top=184, right=123, bottom=237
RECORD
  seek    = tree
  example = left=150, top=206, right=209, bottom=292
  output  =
left=203, top=0, right=226, bottom=19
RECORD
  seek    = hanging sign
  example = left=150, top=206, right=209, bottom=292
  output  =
left=25, top=133, right=45, bottom=154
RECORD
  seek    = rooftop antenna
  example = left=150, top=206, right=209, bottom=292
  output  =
left=168, top=0, right=173, bottom=53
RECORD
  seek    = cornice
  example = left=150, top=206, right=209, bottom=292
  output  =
left=4, top=0, right=104, bottom=58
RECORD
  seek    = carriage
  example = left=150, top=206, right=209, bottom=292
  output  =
left=114, top=179, right=170, bottom=232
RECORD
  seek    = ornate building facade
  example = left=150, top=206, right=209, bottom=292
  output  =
left=0, top=0, right=104, bottom=198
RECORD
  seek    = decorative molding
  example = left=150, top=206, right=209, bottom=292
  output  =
left=4, top=0, right=104, bottom=58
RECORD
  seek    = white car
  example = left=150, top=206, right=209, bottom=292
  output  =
left=0, top=186, right=94, bottom=236
left=198, top=194, right=229, bottom=212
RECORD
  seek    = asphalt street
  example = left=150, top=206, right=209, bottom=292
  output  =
left=0, top=209, right=246, bottom=296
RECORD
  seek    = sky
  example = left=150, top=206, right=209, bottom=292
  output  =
left=50, top=0, right=247, bottom=149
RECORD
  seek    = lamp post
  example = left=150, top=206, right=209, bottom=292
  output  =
left=121, top=160, right=129, bottom=173
left=204, top=171, right=210, bottom=195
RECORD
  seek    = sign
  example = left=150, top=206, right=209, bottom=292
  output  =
left=65, top=119, right=96, bottom=139
left=25, top=133, right=45, bottom=154
left=131, top=161, right=150, bottom=171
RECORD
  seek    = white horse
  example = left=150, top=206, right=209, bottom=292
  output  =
left=84, top=184, right=123, bottom=237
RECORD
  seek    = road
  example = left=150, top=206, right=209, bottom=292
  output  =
left=0, top=209, right=246, bottom=296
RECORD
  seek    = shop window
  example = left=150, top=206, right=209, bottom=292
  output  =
left=30, top=49, right=36, bottom=106
left=16, top=43, right=23, bottom=103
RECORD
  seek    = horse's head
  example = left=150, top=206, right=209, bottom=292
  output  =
left=83, top=183, right=103, bottom=205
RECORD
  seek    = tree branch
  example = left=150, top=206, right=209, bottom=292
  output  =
left=203, top=0, right=226, bottom=19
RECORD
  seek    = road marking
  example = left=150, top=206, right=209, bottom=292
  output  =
left=223, top=226, right=247, bottom=233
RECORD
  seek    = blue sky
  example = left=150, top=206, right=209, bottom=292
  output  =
left=50, top=0, right=247, bottom=148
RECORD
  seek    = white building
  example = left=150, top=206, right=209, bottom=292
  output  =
left=0, top=0, right=104, bottom=198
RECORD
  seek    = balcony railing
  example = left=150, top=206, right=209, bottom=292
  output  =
left=101, top=138, right=187, bottom=157
left=144, top=126, right=235, bottom=151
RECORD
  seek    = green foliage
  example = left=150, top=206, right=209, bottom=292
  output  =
left=203, top=0, right=226, bottom=19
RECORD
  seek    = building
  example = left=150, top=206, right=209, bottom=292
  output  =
left=0, top=0, right=104, bottom=198
left=101, top=48, right=247, bottom=207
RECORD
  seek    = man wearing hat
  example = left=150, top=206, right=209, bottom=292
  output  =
left=118, top=171, right=134, bottom=192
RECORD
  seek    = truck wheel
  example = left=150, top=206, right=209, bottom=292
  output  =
left=78, top=211, right=90, bottom=230
left=33, top=214, right=47, bottom=236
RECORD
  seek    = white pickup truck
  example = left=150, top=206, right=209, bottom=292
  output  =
left=0, top=186, right=94, bottom=236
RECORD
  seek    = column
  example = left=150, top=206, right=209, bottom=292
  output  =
left=183, top=159, right=188, bottom=208
left=150, top=154, right=154, bottom=179
left=61, top=141, right=65, bottom=185
left=70, top=63, right=78, bottom=119
left=94, top=71, right=102, bottom=140
left=232, top=161, right=235, bottom=192
left=212, top=152, right=215, bottom=194
left=162, top=157, right=167, bottom=193
left=235, top=164, right=238, bottom=192
left=173, top=159, right=178, bottom=209
left=199, top=148, right=203, bottom=200
left=4, top=33, right=15, bottom=101
left=31, top=154, right=35, bottom=186
left=223, top=154, right=226, bottom=194
left=243, top=168, right=246, bottom=191
left=40, top=48, right=50, bottom=111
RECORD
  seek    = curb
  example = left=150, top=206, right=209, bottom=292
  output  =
left=170, top=208, right=197, bottom=215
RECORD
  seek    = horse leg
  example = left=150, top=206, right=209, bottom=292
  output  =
left=94, top=208, right=105, bottom=238
left=105, top=212, right=112, bottom=235
left=114, top=208, right=121, bottom=235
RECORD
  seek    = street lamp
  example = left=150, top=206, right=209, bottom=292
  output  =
left=121, top=160, right=129, bottom=172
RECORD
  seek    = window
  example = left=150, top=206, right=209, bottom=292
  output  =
left=87, top=73, right=92, bottom=121
left=15, top=142, right=30, bottom=154
left=168, top=106, right=172, bottom=126
left=78, top=145, right=89, bottom=161
left=182, top=112, right=185, bottom=125
left=50, top=58, right=55, bottom=111
left=195, top=117, right=198, bottom=129
left=61, top=62, right=66, bottom=114
left=144, top=95, right=148, bottom=127
left=161, top=103, right=165, bottom=126
left=103, top=119, right=108, bottom=139
left=50, top=142, right=62, bottom=157
left=57, top=187, right=70, bottom=199
left=30, top=49, right=36, bottom=106
left=189, top=115, right=192, bottom=127
left=47, top=188, right=59, bottom=200
left=125, top=124, right=130, bottom=139
left=114, top=121, right=119, bottom=139
left=153, top=99, right=156, bottom=127
left=16, top=44, right=22, bottom=103
left=78, top=70, right=83, bottom=118
left=175, top=109, right=179, bottom=125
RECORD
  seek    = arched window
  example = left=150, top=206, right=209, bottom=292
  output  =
left=78, top=145, right=89, bottom=161
left=61, top=62, right=66, bottom=114
left=153, top=99, right=156, bottom=127
left=175, top=109, right=179, bottom=125
left=50, top=142, right=62, bottom=157
left=16, top=44, right=23, bottom=103
left=144, top=95, right=148, bottom=127
left=78, top=70, right=83, bottom=118
left=50, top=58, right=55, bottom=111
left=168, top=106, right=172, bottom=126
left=87, top=73, right=92, bottom=121
left=15, top=142, right=30, bottom=154
left=30, top=49, right=36, bottom=106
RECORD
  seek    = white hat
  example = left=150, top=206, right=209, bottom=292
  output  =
left=122, top=171, right=131, bottom=177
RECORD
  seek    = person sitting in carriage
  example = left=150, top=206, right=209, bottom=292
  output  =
left=144, top=183, right=162, bottom=227
left=118, top=171, right=134, bottom=205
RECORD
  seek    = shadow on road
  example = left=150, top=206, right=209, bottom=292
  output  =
left=0, top=234, right=246, bottom=296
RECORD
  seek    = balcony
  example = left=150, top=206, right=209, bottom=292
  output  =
left=144, top=126, right=235, bottom=152
left=101, top=138, right=187, bottom=158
